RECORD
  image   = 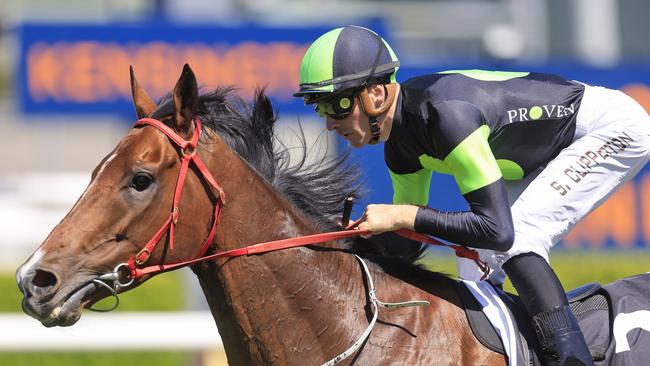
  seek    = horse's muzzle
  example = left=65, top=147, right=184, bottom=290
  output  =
left=18, top=268, right=60, bottom=323
left=17, top=268, right=98, bottom=327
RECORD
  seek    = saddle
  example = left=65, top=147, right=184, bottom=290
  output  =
left=456, top=280, right=609, bottom=366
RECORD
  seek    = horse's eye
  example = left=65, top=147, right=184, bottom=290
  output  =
left=130, top=173, right=153, bottom=192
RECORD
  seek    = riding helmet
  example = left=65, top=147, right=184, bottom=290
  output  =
left=294, top=25, right=399, bottom=102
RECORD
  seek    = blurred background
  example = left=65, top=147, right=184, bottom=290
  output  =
left=0, top=0, right=649, bottom=365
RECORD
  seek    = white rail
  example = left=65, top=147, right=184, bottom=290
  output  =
left=0, top=312, right=223, bottom=351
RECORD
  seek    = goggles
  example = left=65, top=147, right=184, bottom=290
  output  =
left=305, top=88, right=360, bottom=120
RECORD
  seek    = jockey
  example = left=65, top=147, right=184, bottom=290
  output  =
left=294, top=25, right=650, bottom=366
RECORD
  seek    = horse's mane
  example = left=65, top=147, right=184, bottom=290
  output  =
left=152, top=87, right=448, bottom=280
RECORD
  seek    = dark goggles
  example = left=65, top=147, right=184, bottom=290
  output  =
left=304, top=88, right=360, bottom=120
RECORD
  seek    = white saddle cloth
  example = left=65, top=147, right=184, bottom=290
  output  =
left=461, top=279, right=519, bottom=366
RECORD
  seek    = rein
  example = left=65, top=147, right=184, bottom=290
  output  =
left=105, top=117, right=489, bottom=288
left=94, top=116, right=490, bottom=363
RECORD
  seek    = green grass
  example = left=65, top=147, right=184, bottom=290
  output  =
left=0, top=271, right=192, bottom=366
left=419, top=250, right=650, bottom=293
left=549, top=251, right=650, bottom=290
left=0, top=69, right=9, bottom=98
left=0, top=352, right=190, bottom=366
left=0, top=271, right=185, bottom=312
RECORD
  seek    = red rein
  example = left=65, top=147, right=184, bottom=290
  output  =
left=123, top=118, right=490, bottom=283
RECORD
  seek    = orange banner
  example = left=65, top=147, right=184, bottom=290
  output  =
left=27, top=41, right=307, bottom=103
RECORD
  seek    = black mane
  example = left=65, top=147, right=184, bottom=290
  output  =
left=153, top=87, right=359, bottom=231
left=152, top=87, right=439, bottom=278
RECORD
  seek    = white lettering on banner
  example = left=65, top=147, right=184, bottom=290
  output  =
left=613, top=310, right=650, bottom=353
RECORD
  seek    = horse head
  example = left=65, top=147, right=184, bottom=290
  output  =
left=15, top=64, right=224, bottom=326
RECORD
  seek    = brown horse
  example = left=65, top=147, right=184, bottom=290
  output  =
left=16, top=65, right=506, bottom=365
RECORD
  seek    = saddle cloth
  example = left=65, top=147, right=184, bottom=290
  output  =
left=458, top=273, right=650, bottom=366
left=459, top=280, right=525, bottom=366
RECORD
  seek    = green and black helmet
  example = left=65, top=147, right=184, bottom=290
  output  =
left=294, top=25, right=399, bottom=104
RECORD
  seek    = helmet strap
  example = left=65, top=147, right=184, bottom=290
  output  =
left=368, top=117, right=381, bottom=145
left=358, top=83, right=397, bottom=144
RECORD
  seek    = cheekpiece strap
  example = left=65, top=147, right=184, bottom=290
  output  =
left=368, top=117, right=381, bottom=145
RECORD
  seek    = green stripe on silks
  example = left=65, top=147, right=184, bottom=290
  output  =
left=389, top=168, right=432, bottom=205
left=298, top=28, right=342, bottom=93
left=444, top=125, right=502, bottom=194
left=417, top=152, right=524, bottom=181
left=496, top=159, right=524, bottom=180
left=438, top=69, right=530, bottom=81
left=383, top=38, right=400, bottom=83
left=418, top=155, right=453, bottom=175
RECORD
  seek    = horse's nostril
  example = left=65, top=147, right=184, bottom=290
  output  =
left=32, top=269, right=58, bottom=288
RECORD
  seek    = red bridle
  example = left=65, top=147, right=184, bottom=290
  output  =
left=122, top=117, right=225, bottom=279
left=117, top=117, right=489, bottom=287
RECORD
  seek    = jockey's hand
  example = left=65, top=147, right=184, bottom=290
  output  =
left=357, top=204, right=419, bottom=238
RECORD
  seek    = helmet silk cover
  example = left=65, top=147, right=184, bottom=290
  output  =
left=295, top=25, right=399, bottom=99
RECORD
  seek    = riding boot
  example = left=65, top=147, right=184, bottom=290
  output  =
left=502, top=253, right=594, bottom=366
left=532, top=305, right=593, bottom=366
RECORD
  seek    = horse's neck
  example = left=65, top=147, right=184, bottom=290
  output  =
left=196, top=247, right=369, bottom=365
left=194, top=137, right=370, bottom=364
left=194, top=244, right=472, bottom=365
left=191, top=137, right=487, bottom=365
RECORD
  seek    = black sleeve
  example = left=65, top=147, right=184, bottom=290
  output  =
left=413, top=179, right=514, bottom=251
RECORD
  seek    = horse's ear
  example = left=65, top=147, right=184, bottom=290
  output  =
left=172, top=64, right=199, bottom=133
left=129, top=66, right=157, bottom=119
